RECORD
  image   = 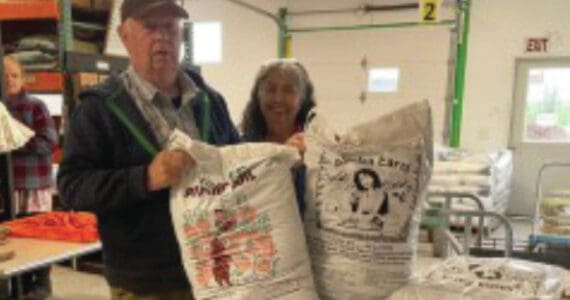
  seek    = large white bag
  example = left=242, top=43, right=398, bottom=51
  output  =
left=388, top=256, right=569, bottom=300
left=304, top=101, right=433, bottom=299
left=168, top=130, right=319, bottom=300
left=0, top=101, right=34, bottom=154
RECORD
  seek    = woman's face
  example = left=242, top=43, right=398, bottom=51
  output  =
left=258, top=69, right=302, bottom=135
left=358, top=173, right=375, bottom=190
left=3, top=59, right=24, bottom=97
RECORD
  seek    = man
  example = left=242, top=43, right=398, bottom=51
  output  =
left=57, top=0, right=239, bottom=299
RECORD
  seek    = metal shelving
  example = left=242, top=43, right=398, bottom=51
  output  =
left=0, top=1, right=59, bottom=21
left=0, top=0, right=129, bottom=220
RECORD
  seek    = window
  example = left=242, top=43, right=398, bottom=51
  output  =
left=181, top=22, right=222, bottom=64
left=367, top=68, right=399, bottom=93
left=524, top=68, right=570, bottom=142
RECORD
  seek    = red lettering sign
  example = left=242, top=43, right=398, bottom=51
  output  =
left=526, top=38, right=549, bottom=53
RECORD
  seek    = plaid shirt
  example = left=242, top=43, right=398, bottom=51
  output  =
left=121, top=67, right=201, bottom=146
left=7, top=90, right=58, bottom=189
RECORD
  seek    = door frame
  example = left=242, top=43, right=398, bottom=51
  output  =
left=509, top=56, right=570, bottom=148
left=508, top=57, right=570, bottom=215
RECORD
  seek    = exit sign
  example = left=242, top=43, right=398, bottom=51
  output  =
left=526, top=38, right=549, bottom=53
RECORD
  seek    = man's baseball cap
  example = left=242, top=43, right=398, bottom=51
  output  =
left=121, top=0, right=189, bottom=21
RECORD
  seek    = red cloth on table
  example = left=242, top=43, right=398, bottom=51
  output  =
left=3, top=212, right=99, bottom=243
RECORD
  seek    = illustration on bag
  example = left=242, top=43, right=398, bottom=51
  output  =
left=468, top=263, right=542, bottom=295
left=314, top=151, right=418, bottom=242
left=430, top=262, right=545, bottom=296
left=181, top=178, right=280, bottom=289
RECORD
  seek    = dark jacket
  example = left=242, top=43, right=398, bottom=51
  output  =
left=57, top=69, right=240, bottom=293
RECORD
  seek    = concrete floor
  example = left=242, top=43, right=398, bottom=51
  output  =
left=49, top=266, right=108, bottom=300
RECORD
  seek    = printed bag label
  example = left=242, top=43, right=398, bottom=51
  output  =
left=169, top=132, right=318, bottom=300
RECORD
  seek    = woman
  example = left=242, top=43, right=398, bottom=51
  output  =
left=4, top=56, right=58, bottom=299
left=241, top=58, right=315, bottom=144
left=241, top=58, right=316, bottom=215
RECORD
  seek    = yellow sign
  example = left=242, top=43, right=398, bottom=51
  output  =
left=285, top=35, right=293, bottom=58
left=419, top=0, right=441, bottom=22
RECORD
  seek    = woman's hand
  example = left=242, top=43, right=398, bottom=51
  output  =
left=285, top=133, right=306, bottom=154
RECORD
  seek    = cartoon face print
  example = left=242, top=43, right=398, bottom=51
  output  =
left=351, top=168, right=389, bottom=231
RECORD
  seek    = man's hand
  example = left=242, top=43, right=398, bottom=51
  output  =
left=147, top=150, right=195, bottom=191
left=285, top=133, right=306, bottom=154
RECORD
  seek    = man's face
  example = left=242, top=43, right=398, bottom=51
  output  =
left=118, top=8, right=182, bottom=79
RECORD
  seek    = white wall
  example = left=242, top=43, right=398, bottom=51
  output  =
left=460, top=0, right=570, bottom=215
left=462, top=0, right=570, bottom=151
left=184, top=0, right=570, bottom=148
left=184, top=0, right=285, bottom=126
left=184, top=0, right=456, bottom=139
left=286, top=0, right=456, bottom=139
left=184, top=1, right=569, bottom=159
left=187, top=0, right=570, bottom=216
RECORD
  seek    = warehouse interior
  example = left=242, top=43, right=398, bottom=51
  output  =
left=0, top=0, right=569, bottom=299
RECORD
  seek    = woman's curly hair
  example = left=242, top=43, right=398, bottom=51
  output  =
left=241, top=58, right=316, bottom=141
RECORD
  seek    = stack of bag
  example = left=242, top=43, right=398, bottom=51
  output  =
left=71, top=0, right=112, bottom=54
left=427, top=146, right=513, bottom=229
left=9, top=35, right=58, bottom=71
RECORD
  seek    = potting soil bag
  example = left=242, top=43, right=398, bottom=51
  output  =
left=303, top=100, right=433, bottom=299
left=388, top=256, right=568, bottom=299
left=168, top=130, right=319, bottom=300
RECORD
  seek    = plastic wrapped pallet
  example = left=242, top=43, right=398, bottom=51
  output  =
left=168, top=130, right=319, bottom=300
left=387, top=256, right=568, bottom=300
left=433, top=161, right=491, bottom=175
left=304, top=101, right=433, bottom=299
left=430, top=174, right=492, bottom=189
left=427, top=148, right=513, bottom=229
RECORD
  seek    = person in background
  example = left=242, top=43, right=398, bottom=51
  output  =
left=3, top=55, right=58, bottom=299
left=57, top=0, right=239, bottom=299
left=241, top=58, right=316, bottom=216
